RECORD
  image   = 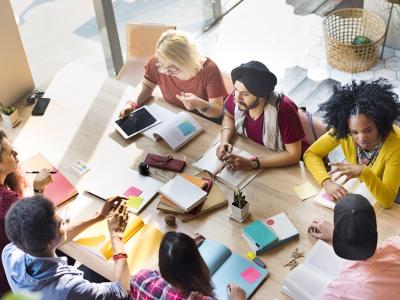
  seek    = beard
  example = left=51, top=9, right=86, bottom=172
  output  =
left=235, top=97, right=260, bottom=112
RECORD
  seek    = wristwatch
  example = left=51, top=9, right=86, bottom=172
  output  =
left=250, top=157, right=260, bottom=169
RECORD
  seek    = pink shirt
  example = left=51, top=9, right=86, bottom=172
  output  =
left=320, top=236, right=400, bottom=300
left=225, top=93, right=307, bottom=155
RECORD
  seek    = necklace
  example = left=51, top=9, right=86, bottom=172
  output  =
left=357, top=141, right=382, bottom=166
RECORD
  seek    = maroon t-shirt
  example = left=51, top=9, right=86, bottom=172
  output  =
left=225, top=93, right=308, bottom=156
left=0, top=186, right=19, bottom=296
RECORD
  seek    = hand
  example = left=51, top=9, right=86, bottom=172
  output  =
left=107, top=200, right=129, bottom=239
left=100, top=196, right=127, bottom=219
left=225, top=154, right=252, bottom=171
left=176, top=92, right=202, bottom=111
left=227, top=284, right=246, bottom=300
left=328, top=162, right=364, bottom=184
left=307, top=220, right=334, bottom=241
left=33, top=169, right=53, bottom=191
left=216, top=143, right=233, bottom=160
left=192, top=233, right=205, bottom=247
left=119, top=102, right=136, bottom=118
left=322, top=179, right=348, bottom=201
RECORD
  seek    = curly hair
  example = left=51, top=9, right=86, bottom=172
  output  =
left=319, top=79, right=400, bottom=140
left=5, top=196, right=58, bottom=255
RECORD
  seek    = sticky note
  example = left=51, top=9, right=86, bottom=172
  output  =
left=294, top=182, right=319, bottom=200
left=178, top=120, right=196, bottom=136
left=240, top=266, right=261, bottom=284
left=123, top=186, right=142, bottom=197
left=322, top=192, right=334, bottom=201
left=247, top=251, right=256, bottom=260
left=127, top=196, right=143, bottom=209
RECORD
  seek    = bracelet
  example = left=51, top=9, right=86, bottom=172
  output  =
left=33, top=188, right=44, bottom=194
left=220, top=126, right=234, bottom=133
left=127, top=100, right=138, bottom=110
left=112, top=252, right=128, bottom=261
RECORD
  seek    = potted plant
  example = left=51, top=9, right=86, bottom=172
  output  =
left=0, top=103, right=20, bottom=127
left=230, top=187, right=250, bottom=222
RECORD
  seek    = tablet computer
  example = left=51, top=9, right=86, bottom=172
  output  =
left=115, top=106, right=160, bottom=139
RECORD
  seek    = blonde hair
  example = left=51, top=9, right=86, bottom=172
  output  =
left=156, top=30, right=202, bottom=78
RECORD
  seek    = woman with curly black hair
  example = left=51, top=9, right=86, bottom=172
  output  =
left=304, top=79, right=400, bottom=208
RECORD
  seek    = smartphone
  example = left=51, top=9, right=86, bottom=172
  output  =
left=32, top=98, right=50, bottom=116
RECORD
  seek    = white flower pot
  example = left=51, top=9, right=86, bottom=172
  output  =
left=1, top=109, right=20, bottom=127
left=230, top=201, right=250, bottom=223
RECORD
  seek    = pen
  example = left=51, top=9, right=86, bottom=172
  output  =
left=247, top=251, right=267, bottom=269
left=65, top=206, right=71, bottom=224
left=26, top=171, right=58, bottom=174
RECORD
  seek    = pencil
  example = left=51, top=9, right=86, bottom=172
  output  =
left=25, top=171, right=57, bottom=174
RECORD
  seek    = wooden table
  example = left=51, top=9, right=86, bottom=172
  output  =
left=4, top=63, right=399, bottom=300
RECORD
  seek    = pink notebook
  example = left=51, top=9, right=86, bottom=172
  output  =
left=21, top=154, right=78, bottom=206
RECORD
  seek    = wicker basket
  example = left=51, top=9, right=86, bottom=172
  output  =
left=323, top=8, right=386, bottom=73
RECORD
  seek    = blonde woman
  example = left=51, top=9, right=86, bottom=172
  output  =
left=120, top=30, right=227, bottom=122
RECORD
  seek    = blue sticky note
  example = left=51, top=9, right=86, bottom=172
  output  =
left=178, top=120, right=196, bottom=136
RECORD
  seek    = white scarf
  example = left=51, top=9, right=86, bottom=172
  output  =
left=234, top=94, right=285, bottom=152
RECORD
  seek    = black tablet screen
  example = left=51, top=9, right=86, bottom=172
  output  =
left=115, top=107, right=157, bottom=137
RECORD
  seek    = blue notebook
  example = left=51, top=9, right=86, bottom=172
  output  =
left=199, top=240, right=268, bottom=300
left=242, top=220, right=278, bottom=249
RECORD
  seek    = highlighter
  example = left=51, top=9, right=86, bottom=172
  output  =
left=247, top=251, right=266, bottom=269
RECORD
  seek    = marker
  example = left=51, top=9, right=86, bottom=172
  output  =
left=247, top=251, right=266, bottom=269
left=26, top=171, right=57, bottom=174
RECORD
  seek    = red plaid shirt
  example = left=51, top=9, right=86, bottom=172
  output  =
left=130, top=270, right=217, bottom=300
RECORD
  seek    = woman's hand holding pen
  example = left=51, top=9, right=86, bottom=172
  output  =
left=216, top=143, right=233, bottom=161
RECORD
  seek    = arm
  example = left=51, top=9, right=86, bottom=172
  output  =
left=258, top=140, right=302, bottom=168
left=175, top=94, right=224, bottom=118
left=216, top=112, right=236, bottom=160
left=304, top=131, right=340, bottom=185
left=360, top=151, right=400, bottom=208
left=119, top=78, right=157, bottom=117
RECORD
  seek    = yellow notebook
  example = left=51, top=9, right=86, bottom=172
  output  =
left=124, top=224, right=164, bottom=274
left=74, top=214, right=144, bottom=259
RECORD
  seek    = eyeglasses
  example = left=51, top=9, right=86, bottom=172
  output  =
left=155, top=61, right=180, bottom=74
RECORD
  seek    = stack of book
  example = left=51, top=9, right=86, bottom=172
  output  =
left=157, top=173, right=227, bottom=221
left=241, top=213, right=299, bottom=254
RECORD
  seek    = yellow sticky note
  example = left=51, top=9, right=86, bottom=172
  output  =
left=247, top=251, right=256, bottom=260
left=127, top=196, right=144, bottom=209
left=294, top=182, right=318, bottom=200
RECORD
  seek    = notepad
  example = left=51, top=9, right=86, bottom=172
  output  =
left=242, top=220, right=278, bottom=249
left=158, top=175, right=208, bottom=212
left=240, top=267, right=261, bottom=284
left=127, top=196, right=143, bottom=209
left=294, top=182, right=319, bottom=200
left=124, top=186, right=142, bottom=197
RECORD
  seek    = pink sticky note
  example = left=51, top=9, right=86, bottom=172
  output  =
left=123, top=186, right=142, bottom=197
left=240, top=267, right=261, bottom=284
left=322, top=192, right=334, bottom=201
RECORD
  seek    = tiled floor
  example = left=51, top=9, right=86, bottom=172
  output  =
left=11, top=0, right=400, bottom=98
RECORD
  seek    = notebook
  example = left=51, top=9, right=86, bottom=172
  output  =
left=143, top=104, right=203, bottom=151
left=158, top=175, right=208, bottom=212
left=282, top=240, right=344, bottom=300
left=199, top=240, right=268, bottom=300
left=242, top=213, right=299, bottom=254
left=157, top=173, right=227, bottom=221
left=21, top=153, right=78, bottom=206
left=85, top=167, right=163, bottom=214
left=73, top=214, right=164, bottom=274
left=192, top=143, right=262, bottom=190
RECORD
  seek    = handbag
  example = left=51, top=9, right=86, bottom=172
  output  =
left=144, top=153, right=185, bottom=172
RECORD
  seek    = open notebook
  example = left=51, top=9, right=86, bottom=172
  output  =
left=21, top=153, right=78, bottom=206
left=143, top=103, right=203, bottom=151
left=193, top=143, right=262, bottom=190
left=73, top=214, right=164, bottom=274
left=199, top=240, right=268, bottom=300
left=85, top=167, right=163, bottom=214
left=282, top=240, right=344, bottom=300
left=313, top=178, right=382, bottom=214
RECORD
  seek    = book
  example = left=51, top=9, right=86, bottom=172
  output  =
left=282, top=240, right=344, bottom=300
left=157, top=173, right=227, bottom=221
left=85, top=167, right=163, bottom=214
left=21, top=153, right=78, bottom=206
left=313, top=178, right=381, bottom=214
left=73, top=214, right=164, bottom=274
left=192, top=143, right=262, bottom=190
left=242, top=213, right=299, bottom=254
left=158, top=175, right=208, bottom=212
left=143, top=103, right=203, bottom=151
left=199, top=240, right=268, bottom=300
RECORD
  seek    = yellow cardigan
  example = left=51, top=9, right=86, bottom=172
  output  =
left=304, top=126, right=400, bottom=208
